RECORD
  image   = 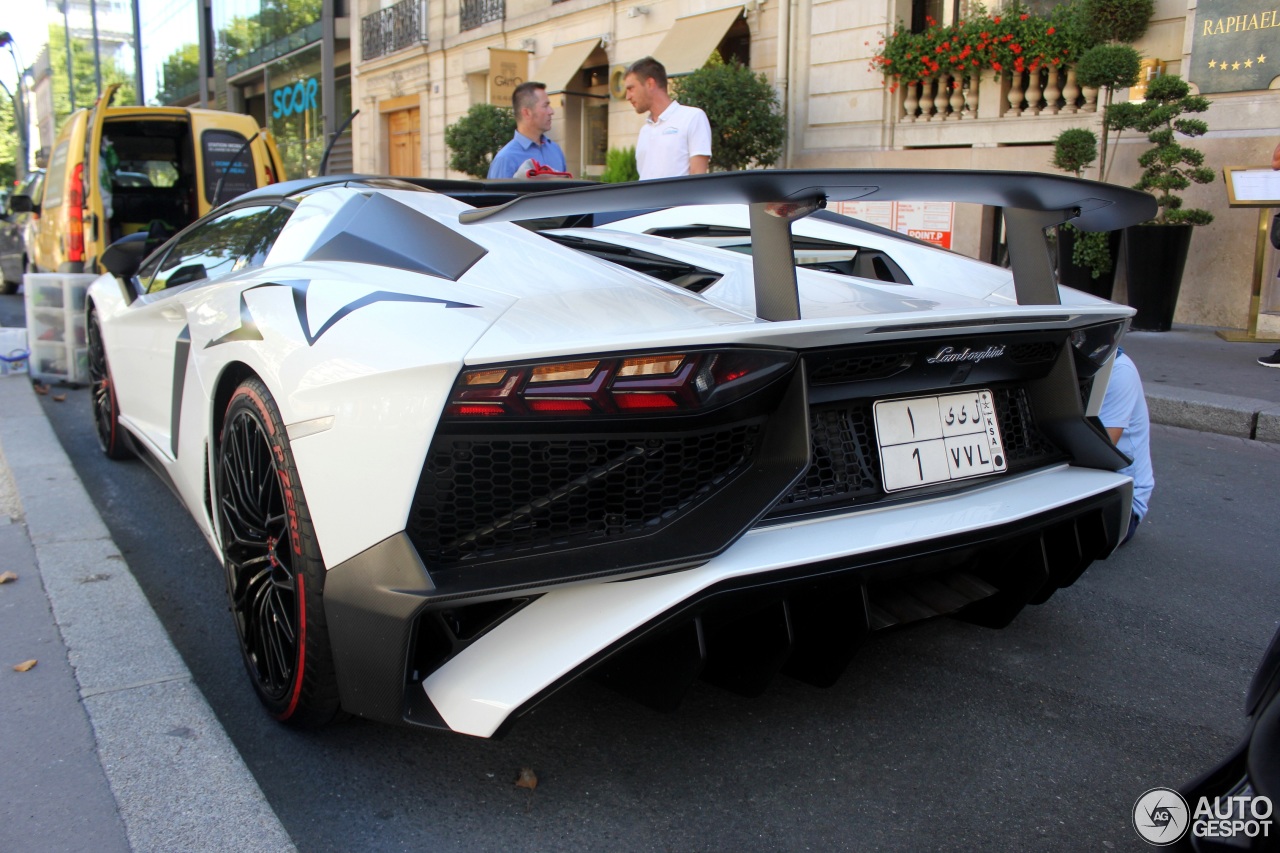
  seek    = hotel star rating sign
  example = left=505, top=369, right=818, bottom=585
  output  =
left=1189, top=0, right=1280, bottom=94
left=1206, top=54, right=1267, bottom=72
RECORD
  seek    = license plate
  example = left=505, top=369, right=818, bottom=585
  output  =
left=873, top=390, right=1008, bottom=493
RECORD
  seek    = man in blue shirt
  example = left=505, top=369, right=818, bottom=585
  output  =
left=487, top=82, right=568, bottom=179
left=1099, top=349, right=1154, bottom=544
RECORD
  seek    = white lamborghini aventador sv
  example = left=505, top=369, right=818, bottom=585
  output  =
left=84, top=170, right=1153, bottom=737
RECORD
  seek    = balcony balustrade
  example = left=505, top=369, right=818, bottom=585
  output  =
left=362, top=0, right=428, bottom=61
left=892, top=64, right=1103, bottom=147
left=460, top=0, right=503, bottom=31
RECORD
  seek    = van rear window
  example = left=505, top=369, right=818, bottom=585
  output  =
left=202, top=130, right=257, bottom=205
left=43, top=141, right=69, bottom=209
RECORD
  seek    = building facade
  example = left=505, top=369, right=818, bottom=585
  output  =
left=347, top=0, right=1280, bottom=333
left=135, top=0, right=353, bottom=174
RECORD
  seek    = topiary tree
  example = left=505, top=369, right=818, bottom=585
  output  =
left=1078, top=0, right=1153, bottom=45
left=673, top=53, right=785, bottom=172
left=1104, top=74, right=1214, bottom=225
left=600, top=146, right=638, bottom=183
left=1051, top=127, right=1098, bottom=177
left=443, top=103, right=515, bottom=179
left=1051, top=127, right=1112, bottom=279
left=1075, top=44, right=1141, bottom=181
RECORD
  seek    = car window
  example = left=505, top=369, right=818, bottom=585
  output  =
left=43, top=142, right=69, bottom=209
left=146, top=205, right=292, bottom=293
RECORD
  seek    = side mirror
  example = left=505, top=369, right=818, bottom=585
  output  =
left=101, top=232, right=150, bottom=279
left=8, top=194, right=35, bottom=214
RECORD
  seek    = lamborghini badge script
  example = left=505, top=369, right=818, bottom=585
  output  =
left=926, top=345, right=1006, bottom=365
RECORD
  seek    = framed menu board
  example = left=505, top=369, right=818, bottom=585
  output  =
left=1223, top=166, right=1280, bottom=207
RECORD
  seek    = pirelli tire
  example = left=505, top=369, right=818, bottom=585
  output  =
left=217, top=376, right=342, bottom=727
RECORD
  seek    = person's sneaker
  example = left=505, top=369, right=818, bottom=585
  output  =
left=1259, top=349, right=1280, bottom=368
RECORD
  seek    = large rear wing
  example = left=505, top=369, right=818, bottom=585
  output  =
left=459, top=169, right=1156, bottom=321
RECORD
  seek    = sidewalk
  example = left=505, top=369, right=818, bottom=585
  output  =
left=0, top=377, right=294, bottom=853
left=1119, top=326, right=1280, bottom=442
left=0, top=321, right=1277, bottom=852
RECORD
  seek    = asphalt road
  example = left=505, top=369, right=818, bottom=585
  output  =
left=29, top=374, right=1280, bottom=852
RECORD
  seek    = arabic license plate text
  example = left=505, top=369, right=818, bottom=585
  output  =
left=874, top=390, right=1008, bottom=493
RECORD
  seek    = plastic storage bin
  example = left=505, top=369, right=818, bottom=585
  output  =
left=23, top=273, right=97, bottom=384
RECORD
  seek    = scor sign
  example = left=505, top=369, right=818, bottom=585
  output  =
left=273, top=78, right=319, bottom=119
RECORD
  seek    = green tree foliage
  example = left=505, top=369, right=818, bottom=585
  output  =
left=600, top=146, right=638, bottom=183
left=0, top=88, right=17, bottom=187
left=443, top=103, right=514, bottom=179
left=1105, top=74, right=1214, bottom=226
left=216, top=0, right=322, bottom=64
left=1075, top=44, right=1141, bottom=180
left=46, top=23, right=138, bottom=130
left=1078, top=0, right=1153, bottom=45
left=1051, top=127, right=1111, bottom=278
left=1051, top=127, right=1098, bottom=177
left=674, top=54, right=785, bottom=172
left=155, top=44, right=200, bottom=105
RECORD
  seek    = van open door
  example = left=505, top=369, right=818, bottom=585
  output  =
left=82, top=83, right=121, bottom=272
left=191, top=112, right=284, bottom=215
left=258, top=131, right=286, bottom=186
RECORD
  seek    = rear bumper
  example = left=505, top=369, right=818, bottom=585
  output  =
left=324, top=464, right=1131, bottom=736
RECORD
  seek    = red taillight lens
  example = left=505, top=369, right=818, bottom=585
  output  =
left=445, top=349, right=795, bottom=418
left=614, top=393, right=678, bottom=410
left=67, top=162, right=85, bottom=263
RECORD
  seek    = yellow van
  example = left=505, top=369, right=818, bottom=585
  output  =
left=16, top=84, right=285, bottom=274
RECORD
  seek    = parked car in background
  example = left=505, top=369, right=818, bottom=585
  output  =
left=85, top=170, right=1154, bottom=737
left=0, top=169, right=44, bottom=294
left=9, top=84, right=284, bottom=276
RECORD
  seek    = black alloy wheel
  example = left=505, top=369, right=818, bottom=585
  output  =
left=217, top=377, right=340, bottom=726
left=87, top=307, right=131, bottom=459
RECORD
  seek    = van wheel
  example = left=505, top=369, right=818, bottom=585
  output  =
left=0, top=280, right=15, bottom=295
left=217, top=377, right=341, bottom=727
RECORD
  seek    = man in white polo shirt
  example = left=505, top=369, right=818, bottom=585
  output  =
left=624, top=56, right=712, bottom=180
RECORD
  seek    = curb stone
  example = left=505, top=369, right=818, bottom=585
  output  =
left=1144, top=386, right=1279, bottom=443
left=0, top=377, right=296, bottom=853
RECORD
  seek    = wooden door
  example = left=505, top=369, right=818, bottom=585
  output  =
left=388, top=107, right=421, bottom=177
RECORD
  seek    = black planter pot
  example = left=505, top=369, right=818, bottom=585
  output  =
left=1057, top=228, right=1123, bottom=299
left=1122, top=224, right=1194, bottom=332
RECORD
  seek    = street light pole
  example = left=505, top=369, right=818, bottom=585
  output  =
left=0, top=31, right=29, bottom=181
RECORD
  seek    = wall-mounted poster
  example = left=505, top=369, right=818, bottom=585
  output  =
left=830, top=201, right=956, bottom=250
left=1188, top=0, right=1279, bottom=94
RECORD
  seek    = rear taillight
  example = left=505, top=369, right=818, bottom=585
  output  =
left=67, top=162, right=84, bottom=262
left=445, top=349, right=795, bottom=418
left=265, top=164, right=277, bottom=185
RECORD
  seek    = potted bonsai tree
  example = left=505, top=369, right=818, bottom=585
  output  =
left=1105, top=74, right=1214, bottom=330
left=1051, top=127, right=1121, bottom=298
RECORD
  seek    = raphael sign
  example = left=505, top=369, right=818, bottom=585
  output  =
left=1188, top=0, right=1279, bottom=93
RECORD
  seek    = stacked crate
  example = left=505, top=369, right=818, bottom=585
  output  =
left=23, top=274, right=97, bottom=384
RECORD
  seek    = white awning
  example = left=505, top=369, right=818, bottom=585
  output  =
left=651, top=6, right=743, bottom=77
left=537, top=38, right=603, bottom=95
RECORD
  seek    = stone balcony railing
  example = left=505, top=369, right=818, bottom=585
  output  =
left=892, top=64, right=1104, bottom=146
